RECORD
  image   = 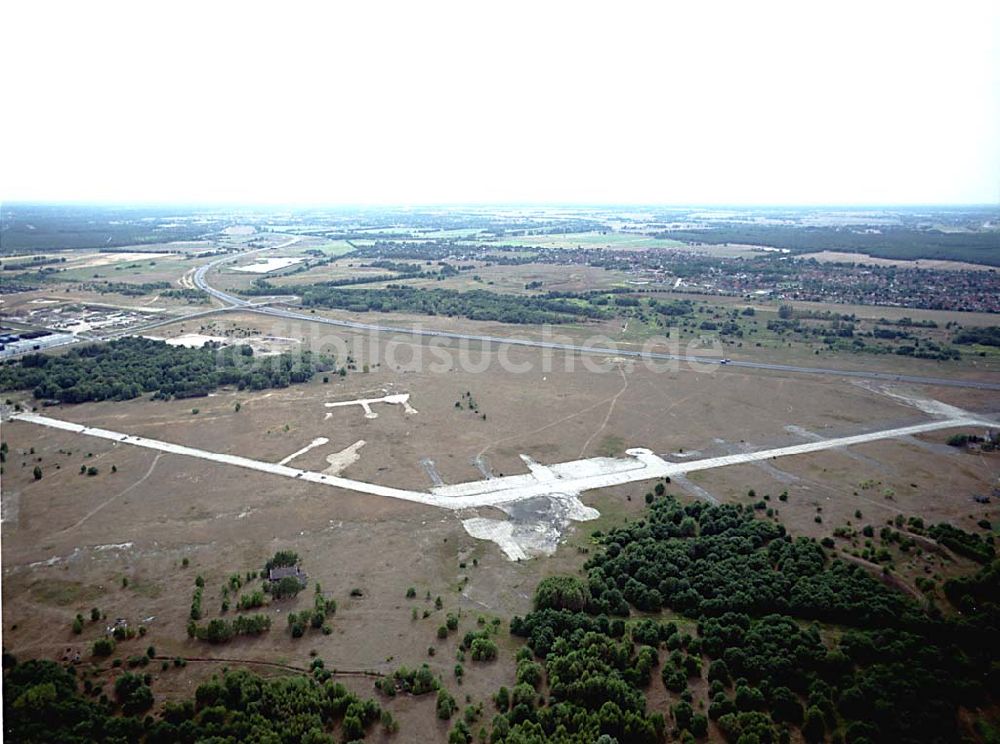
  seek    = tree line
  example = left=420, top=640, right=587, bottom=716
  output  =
left=80, top=281, right=171, bottom=297
left=285, top=285, right=611, bottom=325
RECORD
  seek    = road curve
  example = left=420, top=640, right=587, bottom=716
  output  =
left=192, top=236, right=302, bottom=306
left=194, top=250, right=1000, bottom=392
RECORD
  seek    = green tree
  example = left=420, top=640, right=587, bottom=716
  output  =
left=690, top=712, right=708, bottom=738
left=770, top=686, right=803, bottom=725
left=533, top=575, right=591, bottom=612
left=449, top=719, right=472, bottom=744
left=114, top=672, right=153, bottom=715
left=437, top=688, right=457, bottom=719
left=802, top=705, right=825, bottom=742
left=343, top=714, right=364, bottom=740
left=271, top=575, right=304, bottom=599
left=494, top=686, right=510, bottom=711
left=673, top=700, right=693, bottom=731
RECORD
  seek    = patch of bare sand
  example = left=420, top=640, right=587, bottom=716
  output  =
left=322, top=440, right=367, bottom=474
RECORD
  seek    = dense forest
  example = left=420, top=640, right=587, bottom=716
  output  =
left=0, top=337, right=330, bottom=403
left=653, top=225, right=1000, bottom=266
left=491, top=495, right=998, bottom=743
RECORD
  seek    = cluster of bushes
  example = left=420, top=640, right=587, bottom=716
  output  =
left=114, top=672, right=154, bottom=716
left=1, top=255, right=68, bottom=271
left=928, top=523, right=996, bottom=564
left=264, top=550, right=299, bottom=573
left=953, top=326, right=1000, bottom=347
left=287, top=584, right=336, bottom=637
left=893, top=342, right=962, bottom=361
left=436, top=688, right=458, bottom=720
left=186, top=613, right=271, bottom=643
left=0, top=279, right=40, bottom=294
left=944, top=559, right=1000, bottom=618
left=236, top=589, right=265, bottom=611
left=161, top=287, right=210, bottom=303
left=91, top=637, right=115, bottom=657
left=0, top=337, right=331, bottom=403
left=268, top=576, right=305, bottom=599
left=461, top=630, right=498, bottom=662
left=81, top=281, right=170, bottom=296
left=5, top=660, right=394, bottom=741
left=946, top=432, right=996, bottom=451
left=189, top=575, right=206, bottom=620
left=381, top=664, right=439, bottom=696
left=947, top=433, right=984, bottom=447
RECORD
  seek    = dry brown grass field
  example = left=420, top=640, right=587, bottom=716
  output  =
left=2, top=304, right=997, bottom=735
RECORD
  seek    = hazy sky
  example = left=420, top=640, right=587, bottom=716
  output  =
left=3, top=1, right=998, bottom=205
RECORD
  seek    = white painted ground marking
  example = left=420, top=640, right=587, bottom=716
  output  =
left=278, top=437, right=330, bottom=465
left=324, top=393, right=417, bottom=420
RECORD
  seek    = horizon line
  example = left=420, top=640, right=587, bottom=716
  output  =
left=3, top=199, right=999, bottom=211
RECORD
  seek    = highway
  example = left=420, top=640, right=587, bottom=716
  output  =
left=191, top=236, right=301, bottom=306
left=192, top=251, right=1000, bottom=392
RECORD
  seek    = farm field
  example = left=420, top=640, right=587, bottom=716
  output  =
left=495, top=232, right=686, bottom=250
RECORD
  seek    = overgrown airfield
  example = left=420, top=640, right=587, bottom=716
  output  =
left=3, top=302, right=998, bottom=737
left=2, top=207, right=999, bottom=741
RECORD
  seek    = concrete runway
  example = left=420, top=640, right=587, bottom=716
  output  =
left=12, top=410, right=990, bottom=513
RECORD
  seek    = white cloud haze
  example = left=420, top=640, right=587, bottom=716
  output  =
left=2, top=0, right=998, bottom=205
